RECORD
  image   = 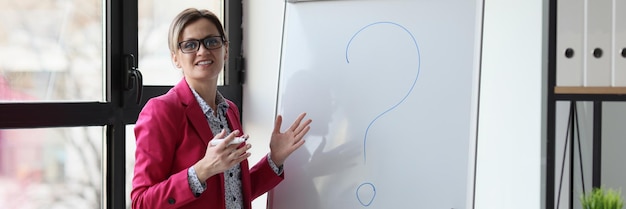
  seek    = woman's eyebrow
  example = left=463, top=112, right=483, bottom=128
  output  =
left=181, top=34, right=220, bottom=41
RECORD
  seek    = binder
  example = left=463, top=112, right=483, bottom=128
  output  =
left=585, top=0, right=613, bottom=86
left=557, top=0, right=584, bottom=87
left=614, top=0, right=626, bottom=86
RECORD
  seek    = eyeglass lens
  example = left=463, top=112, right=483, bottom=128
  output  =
left=179, top=36, right=223, bottom=53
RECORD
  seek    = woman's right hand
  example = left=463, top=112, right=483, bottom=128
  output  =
left=192, top=130, right=251, bottom=182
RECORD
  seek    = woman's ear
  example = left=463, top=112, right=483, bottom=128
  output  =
left=223, top=42, right=229, bottom=61
left=171, top=52, right=181, bottom=68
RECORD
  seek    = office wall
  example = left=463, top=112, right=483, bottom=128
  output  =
left=242, top=0, right=545, bottom=209
left=474, top=0, right=546, bottom=209
left=241, top=1, right=285, bottom=208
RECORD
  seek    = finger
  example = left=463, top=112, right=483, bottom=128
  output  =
left=231, top=144, right=252, bottom=161
left=287, top=113, right=307, bottom=132
left=216, top=129, right=227, bottom=138
left=234, top=152, right=251, bottom=164
left=291, top=136, right=306, bottom=149
left=293, top=122, right=311, bottom=140
left=272, top=115, right=283, bottom=134
left=214, top=130, right=239, bottom=149
left=227, top=149, right=238, bottom=160
left=293, top=118, right=312, bottom=136
left=223, top=130, right=240, bottom=143
left=225, top=141, right=246, bottom=154
left=233, top=144, right=252, bottom=157
left=209, top=129, right=227, bottom=148
left=294, top=126, right=311, bottom=141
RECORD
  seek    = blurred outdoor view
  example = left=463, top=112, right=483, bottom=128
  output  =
left=0, top=0, right=223, bottom=208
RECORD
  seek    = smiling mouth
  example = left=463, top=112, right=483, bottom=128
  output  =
left=196, top=60, right=213, bottom=65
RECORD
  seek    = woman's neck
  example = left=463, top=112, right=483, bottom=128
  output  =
left=187, top=78, right=218, bottom=111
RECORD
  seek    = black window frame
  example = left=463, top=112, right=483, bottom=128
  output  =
left=0, top=0, right=243, bottom=208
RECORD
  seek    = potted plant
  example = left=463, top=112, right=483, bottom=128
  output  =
left=580, top=187, right=624, bottom=209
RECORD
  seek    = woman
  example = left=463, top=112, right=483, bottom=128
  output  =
left=131, top=8, right=312, bottom=209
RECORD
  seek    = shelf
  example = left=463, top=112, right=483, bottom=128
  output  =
left=554, top=87, right=626, bottom=95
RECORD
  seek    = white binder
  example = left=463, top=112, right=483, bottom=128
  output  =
left=585, top=0, right=613, bottom=86
left=614, top=0, right=626, bottom=86
left=557, top=0, right=585, bottom=86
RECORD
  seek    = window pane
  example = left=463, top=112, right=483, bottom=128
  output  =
left=0, top=1, right=104, bottom=102
left=125, top=125, right=136, bottom=208
left=138, top=1, right=224, bottom=86
left=0, top=126, right=104, bottom=208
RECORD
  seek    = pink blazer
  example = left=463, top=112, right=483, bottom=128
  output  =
left=131, top=79, right=283, bottom=209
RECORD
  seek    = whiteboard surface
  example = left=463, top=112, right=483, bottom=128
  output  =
left=271, top=0, right=483, bottom=208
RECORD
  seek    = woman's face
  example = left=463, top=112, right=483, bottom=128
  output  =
left=172, top=18, right=228, bottom=84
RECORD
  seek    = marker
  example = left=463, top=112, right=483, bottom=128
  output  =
left=210, top=137, right=247, bottom=146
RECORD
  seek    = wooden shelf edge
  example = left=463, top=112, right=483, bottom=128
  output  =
left=554, top=87, right=626, bottom=95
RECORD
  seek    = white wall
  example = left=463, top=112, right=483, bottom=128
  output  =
left=242, top=0, right=547, bottom=209
left=241, top=1, right=285, bottom=208
left=474, top=0, right=546, bottom=209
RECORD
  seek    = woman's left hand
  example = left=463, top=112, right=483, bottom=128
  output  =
left=269, top=112, right=312, bottom=166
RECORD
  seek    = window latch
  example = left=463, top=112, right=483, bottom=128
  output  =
left=124, top=54, right=143, bottom=105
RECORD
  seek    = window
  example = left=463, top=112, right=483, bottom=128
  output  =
left=138, top=0, right=224, bottom=86
left=0, top=0, right=104, bottom=102
left=0, top=0, right=242, bottom=208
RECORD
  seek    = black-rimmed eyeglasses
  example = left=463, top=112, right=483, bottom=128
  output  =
left=178, top=36, right=225, bottom=54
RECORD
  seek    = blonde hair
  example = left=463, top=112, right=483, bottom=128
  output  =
left=168, top=8, right=227, bottom=54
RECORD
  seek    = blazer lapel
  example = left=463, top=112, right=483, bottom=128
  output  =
left=174, top=79, right=213, bottom=146
left=225, top=100, right=239, bottom=133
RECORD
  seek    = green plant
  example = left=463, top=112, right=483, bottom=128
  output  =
left=580, top=187, right=624, bottom=209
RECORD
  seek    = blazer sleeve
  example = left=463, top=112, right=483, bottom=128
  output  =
left=249, top=155, right=284, bottom=199
left=131, top=98, right=197, bottom=209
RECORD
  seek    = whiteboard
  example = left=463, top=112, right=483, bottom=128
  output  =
left=271, top=0, right=483, bottom=208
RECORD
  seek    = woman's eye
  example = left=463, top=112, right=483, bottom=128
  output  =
left=183, top=41, right=197, bottom=49
left=207, top=39, right=219, bottom=47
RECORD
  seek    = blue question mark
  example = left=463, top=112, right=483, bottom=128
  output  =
left=345, top=21, right=421, bottom=207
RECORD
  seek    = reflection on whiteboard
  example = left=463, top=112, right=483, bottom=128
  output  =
left=347, top=22, right=421, bottom=207
left=271, top=1, right=482, bottom=208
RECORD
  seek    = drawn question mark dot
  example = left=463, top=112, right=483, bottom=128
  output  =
left=356, top=182, right=376, bottom=206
